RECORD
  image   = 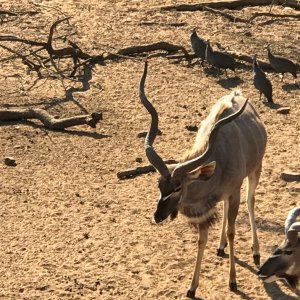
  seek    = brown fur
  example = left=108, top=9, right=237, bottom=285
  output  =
left=182, top=91, right=237, bottom=162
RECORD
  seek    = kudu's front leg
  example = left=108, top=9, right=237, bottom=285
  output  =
left=187, top=226, right=208, bottom=299
left=227, top=192, right=240, bottom=292
left=217, top=199, right=228, bottom=256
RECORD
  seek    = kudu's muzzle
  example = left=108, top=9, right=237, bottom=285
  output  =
left=257, top=253, right=289, bottom=282
left=153, top=193, right=180, bottom=224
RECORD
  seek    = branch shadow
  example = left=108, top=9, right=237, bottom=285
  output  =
left=0, top=97, right=69, bottom=109
left=0, top=120, right=111, bottom=140
left=2, top=64, right=96, bottom=114
left=62, top=129, right=111, bottom=139
left=65, top=64, right=94, bottom=114
left=256, top=217, right=285, bottom=234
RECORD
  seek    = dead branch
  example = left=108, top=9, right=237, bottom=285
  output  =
left=161, top=2, right=300, bottom=24
left=0, top=10, right=39, bottom=16
left=117, top=160, right=178, bottom=180
left=117, top=42, right=190, bottom=57
left=0, top=109, right=102, bottom=130
left=99, top=42, right=191, bottom=62
left=202, top=6, right=248, bottom=23
left=249, top=12, right=300, bottom=22
left=161, top=0, right=300, bottom=11
left=139, top=21, right=188, bottom=27
left=0, top=18, right=95, bottom=78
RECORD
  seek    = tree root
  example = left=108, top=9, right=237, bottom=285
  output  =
left=0, top=109, right=102, bottom=130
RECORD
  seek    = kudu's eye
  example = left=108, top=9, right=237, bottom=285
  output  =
left=284, top=250, right=293, bottom=255
left=273, top=248, right=282, bottom=255
left=174, top=186, right=181, bottom=192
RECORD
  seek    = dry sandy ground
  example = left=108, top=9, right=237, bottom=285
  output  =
left=0, top=1, right=300, bottom=299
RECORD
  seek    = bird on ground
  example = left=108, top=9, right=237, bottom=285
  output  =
left=205, top=40, right=235, bottom=77
left=253, top=55, right=273, bottom=103
left=190, top=29, right=207, bottom=65
left=266, top=45, right=297, bottom=82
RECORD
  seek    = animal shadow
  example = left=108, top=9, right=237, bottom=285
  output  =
left=217, top=76, right=244, bottom=89
left=263, top=281, right=300, bottom=300
left=282, top=83, right=300, bottom=93
left=263, top=102, right=281, bottom=110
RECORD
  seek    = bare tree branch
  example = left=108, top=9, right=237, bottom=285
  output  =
left=0, top=10, right=39, bottom=16
left=0, top=109, right=102, bottom=130
left=202, top=6, right=248, bottom=23
left=161, top=0, right=300, bottom=11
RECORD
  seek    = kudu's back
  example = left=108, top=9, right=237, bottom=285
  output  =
left=188, top=92, right=267, bottom=194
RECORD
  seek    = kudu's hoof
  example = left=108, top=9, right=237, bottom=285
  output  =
left=186, top=289, right=195, bottom=299
left=253, top=254, right=260, bottom=267
left=217, top=248, right=226, bottom=257
left=229, top=282, right=238, bottom=292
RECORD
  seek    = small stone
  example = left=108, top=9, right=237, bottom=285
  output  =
left=186, top=124, right=198, bottom=132
left=36, top=285, right=49, bottom=291
left=135, top=157, right=143, bottom=163
left=281, top=171, right=300, bottom=182
left=276, top=107, right=290, bottom=115
left=4, top=157, right=16, bottom=166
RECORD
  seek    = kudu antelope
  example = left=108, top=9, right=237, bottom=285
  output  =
left=139, top=62, right=267, bottom=298
left=258, top=207, right=300, bottom=289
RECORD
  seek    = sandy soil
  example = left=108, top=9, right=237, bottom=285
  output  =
left=0, top=1, right=300, bottom=299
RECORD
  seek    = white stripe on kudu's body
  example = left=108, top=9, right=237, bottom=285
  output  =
left=139, top=62, right=267, bottom=298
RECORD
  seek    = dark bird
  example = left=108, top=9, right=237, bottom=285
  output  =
left=253, top=55, right=273, bottom=103
left=190, top=29, right=207, bottom=65
left=267, top=45, right=297, bottom=82
left=205, top=40, right=235, bottom=77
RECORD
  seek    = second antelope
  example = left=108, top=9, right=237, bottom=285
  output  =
left=139, top=62, right=267, bottom=298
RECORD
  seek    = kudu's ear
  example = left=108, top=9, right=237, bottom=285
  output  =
left=188, top=161, right=216, bottom=180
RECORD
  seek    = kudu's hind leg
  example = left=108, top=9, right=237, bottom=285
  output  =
left=217, top=199, right=228, bottom=257
left=227, top=191, right=240, bottom=292
left=247, top=167, right=261, bottom=267
left=187, top=227, right=208, bottom=299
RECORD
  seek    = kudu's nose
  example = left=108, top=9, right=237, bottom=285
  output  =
left=154, top=215, right=164, bottom=224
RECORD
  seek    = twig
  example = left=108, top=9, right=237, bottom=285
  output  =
left=202, top=6, right=248, bottom=23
